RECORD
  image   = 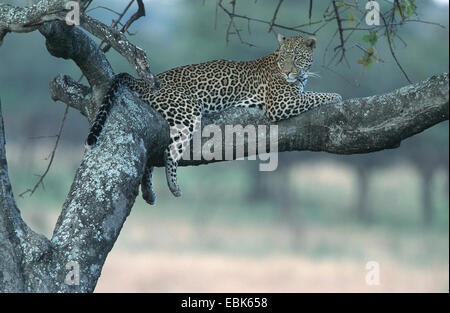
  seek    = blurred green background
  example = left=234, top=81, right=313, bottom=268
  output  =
left=0, top=0, right=448, bottom=292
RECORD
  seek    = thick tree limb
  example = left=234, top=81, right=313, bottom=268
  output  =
left=1, top=89, right=158, bottom=292
left=0, top=0, right=90, bottom=45
left=0, top=0, right=67, bottom=34
left=1, top=1, right=156, bottom=91
left=48, top=90, right=157, bottom=292
left=79, top=13, right=158, bottom=90
left=39, top=21, right=114, bottom=116
left=0, top=3, right=159, bottom=292
left=47, top=71, right=449, bottom=168
left=140, top=72, right=449, bottom=167
left=0, top=100, right=53, bottom=292
left=49, top=75, right=91, bottom=117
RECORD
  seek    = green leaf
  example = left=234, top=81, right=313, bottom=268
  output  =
left=406, top=5, right=414, bottom=18
left=396, top=0, right=416, bottom=18
left=362, top=30, right=378, bottom=46
left=358, top=46, right=380, bottom=69
left=347, top=12, right=355, bottom=27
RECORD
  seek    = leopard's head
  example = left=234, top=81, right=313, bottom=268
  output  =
left=276, top=34, right=316, bottom=83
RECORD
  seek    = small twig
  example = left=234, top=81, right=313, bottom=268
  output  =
left=86, top=6, right=122, bottom=16
left=19, top=104, right=69, bottom=197
left=78, top=0, right=135, bottom=82
left=102, top=0, right=145, bottom=54
left=268, top=0, right=283, bottom=33
left=308, top=0, right=313, bottom=23
left=216, top=0, right=315, bottom=40
left=28, top=135, right=58, bottom=139
left=394, top=0, right=402, bottom=16
left=332, top=0, right=346, bottom=64
left=322, top=29, right=338, bottom=65
left=218, top=0, right=256, bottom=47
left=381, top=13, right=411, bottom=83
left=80, top=2, right=156, bottom=88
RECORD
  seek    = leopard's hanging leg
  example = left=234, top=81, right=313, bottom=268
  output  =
left=265, top=91, right=342, bottom=122
left=164, top=149, right=182, bottom=197
left=163, top=103, right=202, bottom=198
left=141, top=161, right=157, bottom=205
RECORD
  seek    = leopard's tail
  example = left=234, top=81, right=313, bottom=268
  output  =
left=85, top=73, right=133, bottom=148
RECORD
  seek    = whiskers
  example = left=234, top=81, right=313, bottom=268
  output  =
left=305, top=71, right=321, bottom=78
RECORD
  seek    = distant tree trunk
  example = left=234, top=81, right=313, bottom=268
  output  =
left=419, top=167, right=434, bottom=227
left=444, top=172, right=449, bottom=200
left=443, top=162, right=449, bottom=200
left=247, top=162, right=270, bottom=203
left=355, top=164, right=371, bottom=223
left=274, top=165, right=305, bottom=249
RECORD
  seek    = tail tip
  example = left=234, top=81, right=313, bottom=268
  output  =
left=85, top=136, right=97, bottom=151
left=84, top=142, right=93, bottom=151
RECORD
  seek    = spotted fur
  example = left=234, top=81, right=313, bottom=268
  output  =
left=86, top=35, right=342, bottom=204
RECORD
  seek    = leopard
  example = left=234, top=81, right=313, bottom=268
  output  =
left=86, top=34, right=342, bottom=205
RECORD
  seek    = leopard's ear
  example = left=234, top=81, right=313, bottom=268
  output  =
left=277, top=33, right=286, bottom=45
left=305, top=37, right=317, bottom=49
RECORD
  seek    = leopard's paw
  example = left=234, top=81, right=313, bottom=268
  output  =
left=170, top=185, right=182, bottom=198
left=332, top=93, right=343, bottom=104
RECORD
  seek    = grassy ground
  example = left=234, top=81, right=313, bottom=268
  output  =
left=92, top=209, right=448, bottom=292
left=96, top=251, right=448, bottom=292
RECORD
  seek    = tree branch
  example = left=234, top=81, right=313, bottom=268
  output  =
left=0, top=0, right=90, bottom=45
left=268, top=0, right=284, bottom=33
left=47, top=90, right=157, bottom=292
left=0, top=99, right=53, bottom=292
left=79, top=13, right=158, bottom=89
left=39, top=21, right=114, bottom=116
left=136, top=73, right=448, bottom=167
left=49, top=75, right=91, bottom=117
left=49, top=72, right=449, bottom=169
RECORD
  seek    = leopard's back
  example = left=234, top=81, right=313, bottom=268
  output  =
left=145, top=58, right=276, bottom=114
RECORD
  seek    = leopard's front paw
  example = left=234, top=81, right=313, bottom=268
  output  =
left=330, top=93, right=342, bottom=104
left=169, top=184, right=182, bottom=198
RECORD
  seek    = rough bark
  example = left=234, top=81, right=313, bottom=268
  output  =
left=39, top=21, right=114, bottom=119
left=0, top=0, right=90, bottom=45
left=1, top=89, right=160, bottom=292
left=1, top=1, right=156, bottom=92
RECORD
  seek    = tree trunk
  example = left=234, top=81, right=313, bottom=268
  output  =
left=355, top=165, right=371, bottom=223
left=420, top=167, right=434, bottom=228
